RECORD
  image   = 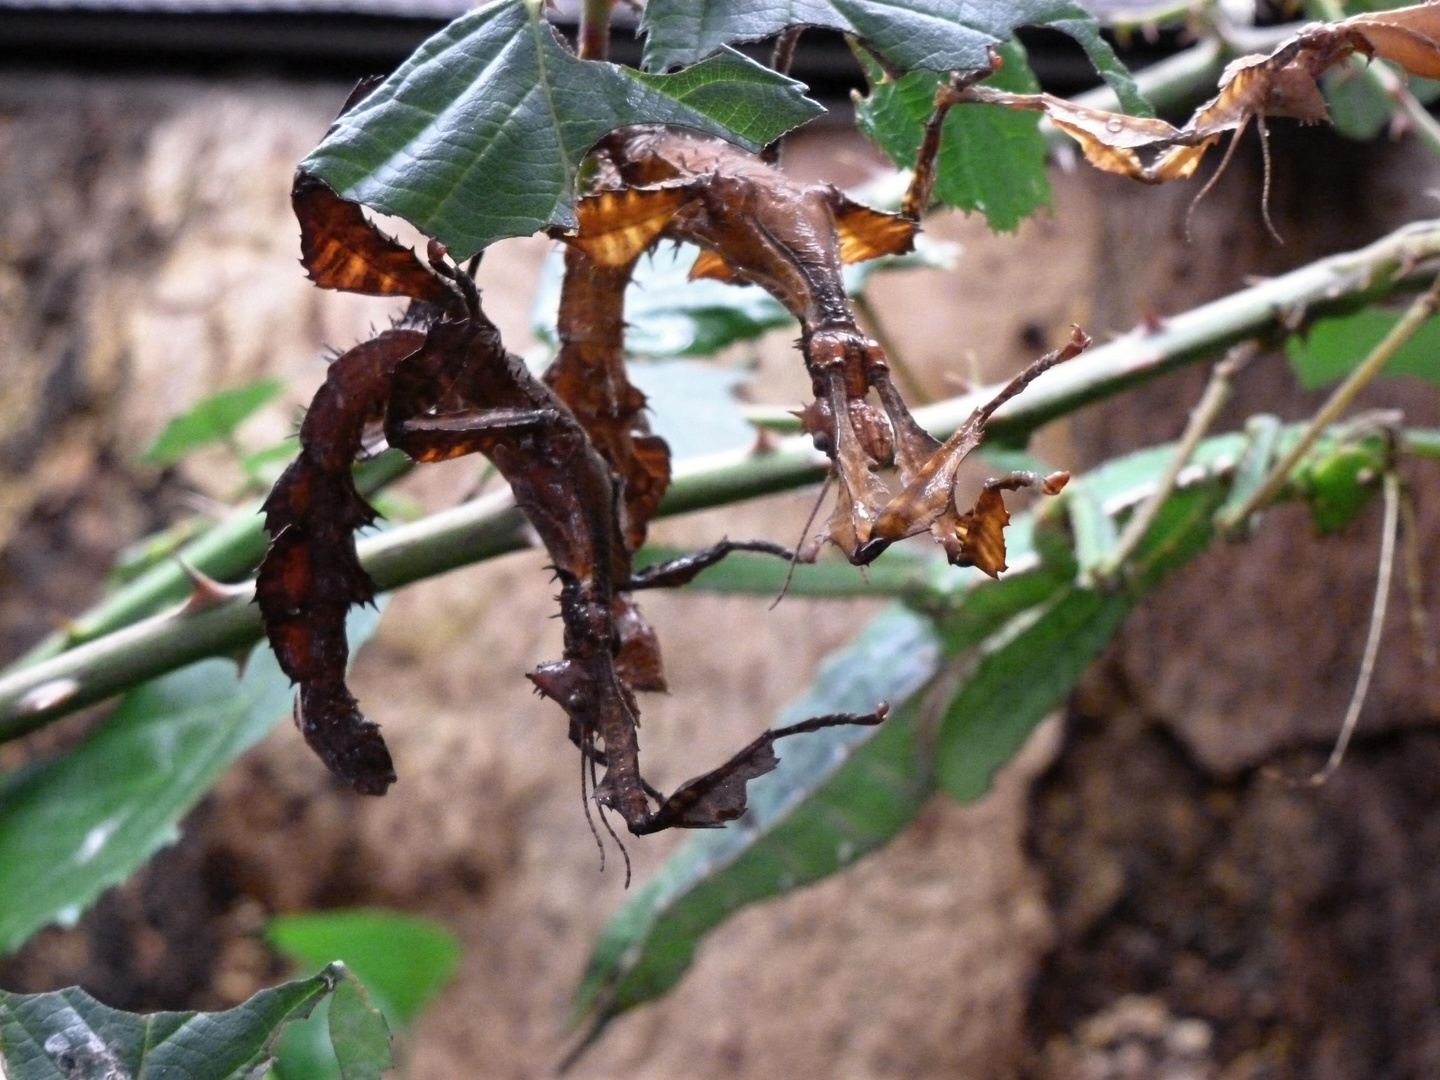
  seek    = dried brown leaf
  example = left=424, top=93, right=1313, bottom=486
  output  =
left=1352, top=3, right=1440, bottom=78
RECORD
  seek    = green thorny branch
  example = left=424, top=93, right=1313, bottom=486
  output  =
left=3, top=218, right=1440, bottom=739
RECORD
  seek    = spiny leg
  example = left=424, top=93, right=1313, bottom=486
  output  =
left=632, top=703, right=890, bottom=834
left=858, top=328, right=1089, bottom=565
left=624, top=538, right=796, bottom=590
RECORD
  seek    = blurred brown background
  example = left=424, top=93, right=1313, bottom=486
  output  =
left=2, top=34, right=1439, bottom=1080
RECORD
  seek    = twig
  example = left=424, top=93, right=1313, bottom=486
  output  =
left=902, top=62, right=998, bottom=221
left=1216, top=269, right=1440, bottom=533
left=1291, top=471, right=1399, bottom=786
left=1398, top=481, right=1436, bottom=669
left=770, top=25, right=802, bottom=77
left=762, top=26, right=805, bottom=166
left=1098, top=341, right=1257, bottom=584
left=577, top=0, right=614, bottom=61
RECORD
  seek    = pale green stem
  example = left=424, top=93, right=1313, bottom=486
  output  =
left=1097, top=340, right=1256, bottom=583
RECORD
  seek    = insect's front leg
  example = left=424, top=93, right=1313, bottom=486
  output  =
left=631, top=702, right=890, bottom=834
left=624, top=538, right=796, bottom=590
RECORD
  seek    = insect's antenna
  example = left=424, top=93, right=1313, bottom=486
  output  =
left=1256, top=114, right=1282, bottom=245
left=580, top=734, right=605, bottom=873
left=1305, top=470, right=1398, bottom=785
left=1267, top=471, right=1399, bottom=788
left=771, top=473, right=832, bottom=610
left=1184, top=118, right=1248, bottom=243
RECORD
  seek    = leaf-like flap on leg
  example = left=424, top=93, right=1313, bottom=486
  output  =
left=613, top=598, right=667, bottom=693
left=292, top=172, right=458, bottom=308
left=830, top=195, right=917, bottom=263
left=642, top=705, right=888, bottom=832
left=951, top=486, right=1012, bottom=578
left=564, top=185, right=696, bottom=268
left=688, top=249, right=738, bottom=281
left=1351, top=4, right=1440, bottom=78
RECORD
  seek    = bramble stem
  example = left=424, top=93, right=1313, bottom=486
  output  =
left=13, top=449, right=412, bottom=669
left=4, top=220, right=1440, bottom=736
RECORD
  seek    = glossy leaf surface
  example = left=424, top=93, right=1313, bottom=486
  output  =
left=639, top=0, right=1150, bottom=116
left=1286, top=305, right=1440, bottom=388
left=304, top=0, right=822, bottom=257
left=0, top=967, right=339, bottom=1080
left=267, top=909, right=461, bottom=1026
left=856, top=39, right=1049, bottom=230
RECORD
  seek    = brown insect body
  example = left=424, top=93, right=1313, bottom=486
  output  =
left=262, top=170, right=886, bottom=850
left=584, top=127, right=1077, bottom=572
left=260, top=96, right=1078, bottom=851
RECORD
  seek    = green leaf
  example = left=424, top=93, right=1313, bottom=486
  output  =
left=640, top=0, right=1150, bottom=116
left=1292, top=434, right=1388, bottom=534
left=327, top=977, right=392, bottom=1080
left=1322, top=66, right=1392, bottom=140
left=1286, top=306, right=1440, bottom=388
left=140, top=378, right=283, bottom=466
left=0, top=607, right=383, bottom=956
left=570, top=607, right=941, bottom=1045
left=855, top=39, right=1050, bottom=231
left=1217, top=413, right=1283, bottom=525
left=266, top=910, right=460, bottom=1026
left=0, top=965, right=340, bottom=1080
left=936, top=586, right=1129, bottom=800
left=936, top=484, right=1221, bottom=802
left=303, top=0, right=822, bottom=258
left=1065, top=477, right=1120, bottom=585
